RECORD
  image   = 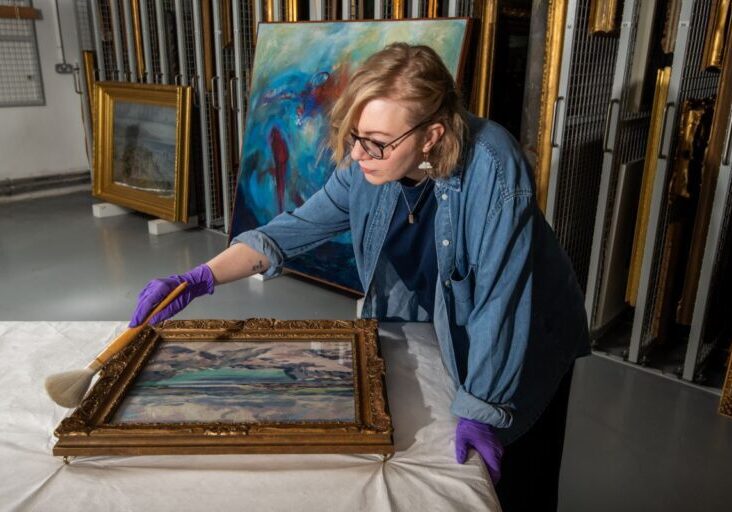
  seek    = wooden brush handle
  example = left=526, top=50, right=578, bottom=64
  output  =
left=92, top=282, right=188, bottom=366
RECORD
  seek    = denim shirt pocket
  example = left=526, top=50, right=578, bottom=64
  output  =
left=450, top=266, right=475, bottom=326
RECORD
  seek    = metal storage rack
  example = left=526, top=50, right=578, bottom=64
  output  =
left=546, top=0, right=620, bottom=293
left=585, top=0, right=655, bottom=337
left=682, top=72, right=732, bottom=383
left=628, top=0, right=719, bottom=365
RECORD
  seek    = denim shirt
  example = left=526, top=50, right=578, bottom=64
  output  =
left=233, top=115, right=591, bottom=444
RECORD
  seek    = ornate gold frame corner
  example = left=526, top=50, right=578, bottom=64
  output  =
left=53, top=319, right=394, bottom=457
left=701, top=0, right=731, bottom=71
left=588, top=0, right=620, bottom=35
left=92, top=81, right=192, bottom=223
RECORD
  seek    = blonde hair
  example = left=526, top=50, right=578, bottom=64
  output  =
left=328, top=43, right=468, bottom=179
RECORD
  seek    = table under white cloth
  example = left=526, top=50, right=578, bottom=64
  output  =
left=0, top=321, right=500, bottom=512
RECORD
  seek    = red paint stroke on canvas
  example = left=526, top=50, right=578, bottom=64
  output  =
left=269, top=127, right=289, bottom=212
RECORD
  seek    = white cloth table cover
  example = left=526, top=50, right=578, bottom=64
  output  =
left=0, top=321, right=499, bottom=511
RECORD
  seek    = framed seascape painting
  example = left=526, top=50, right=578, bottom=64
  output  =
left=230, top=19, right=471, bottom=293
left=93, top=82, right=192, bottom=222
left=53, top=319, right=393, bottom=456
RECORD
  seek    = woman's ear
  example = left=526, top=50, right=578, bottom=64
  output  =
left=422, top=123, right=446, bottom=153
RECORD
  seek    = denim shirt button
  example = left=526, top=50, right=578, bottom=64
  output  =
left=442, top=239, right=450, bottom=247
left=444, top=280, right=451, bottom=288
left=441, top=193, right=448, bottom=200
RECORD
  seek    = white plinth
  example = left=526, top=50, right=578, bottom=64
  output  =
left=250, top=272, right=276, bottom=282
left=92, top=202, right=132, bottom=218
left=148, top=216, right=198, bottom=235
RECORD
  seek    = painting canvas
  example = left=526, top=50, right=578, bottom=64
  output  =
left=231, top=20, right=470, bottom=293
left=113, top=340, right=355, bottom=423
left=112, top=101, right=177, bottom=196
left=53, top=319, right=393, bottom=456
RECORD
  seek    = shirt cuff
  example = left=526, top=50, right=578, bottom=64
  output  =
left=230, top=229, right=285, bottom=279
left=450, top=386, right=513, bottom=429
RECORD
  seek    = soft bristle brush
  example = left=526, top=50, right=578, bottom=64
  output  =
left=45, top=282, right=188, bottom=408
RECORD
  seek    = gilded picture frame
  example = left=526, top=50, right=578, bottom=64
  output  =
left=588, top=0, right=620, bottom=34
left=701, top=0, right=731, bottom=71
left=92, top=81, right=192, bottom=223
left=626, top=67, right=672, bottom=306
left=82, top=50, right=96, bottom=123
left=53, top=319, right=393, bottom=457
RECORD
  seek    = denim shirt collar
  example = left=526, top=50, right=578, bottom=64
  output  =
left=433, top=135, right=471, bottom=194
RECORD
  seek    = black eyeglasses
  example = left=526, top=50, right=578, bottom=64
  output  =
left=349, top=118, right=432, bottom=160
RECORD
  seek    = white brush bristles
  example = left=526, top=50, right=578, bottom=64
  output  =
left=44, top=367, right=96, bottom=408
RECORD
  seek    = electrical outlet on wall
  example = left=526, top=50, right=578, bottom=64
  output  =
left=55, top=63, right=74, bottom=74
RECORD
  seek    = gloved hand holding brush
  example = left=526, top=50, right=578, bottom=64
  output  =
left=129, top=263, right=216, bottom=327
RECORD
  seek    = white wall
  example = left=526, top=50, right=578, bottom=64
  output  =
left=0, top=0, right=88, bottom=181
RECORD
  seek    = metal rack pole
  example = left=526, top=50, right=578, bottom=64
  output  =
left=174, top=0, right=188, bottom=84
left=89, top=0, right=106, bottom=80
left=122, top=0, right=138, bottom=81
left=109, top=0, right=125, bottom=79
left=211, top=0, right=232, bottom=232
left=232, top=0, right=245, bottom=153
left=139, top=0, right=154, bottom=82
left=154, top=0, right=169, bottom=83
left=192, top=0, right=213, bottom=226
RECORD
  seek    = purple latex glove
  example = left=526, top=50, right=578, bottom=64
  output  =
left=129, top=264, right=215, bottom=327
left=455, top=417, right=504, bottom=484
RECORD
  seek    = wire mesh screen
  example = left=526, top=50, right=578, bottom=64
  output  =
left=75, top=0, right=95, bottom=51
left=0, top=0, right=44, bottom=107
left=98, top=1, right=118, bottom=78
left=588, top=1, right=653, bottom=322
left=115, top=0, right=132, bottom=78
left=554, top=1, right=620, bottom=292
left=640, top=0, right=720, bottom=351
left=146, top=0, right=162, bottom=81
left=223, top=43, right=238, bottom=226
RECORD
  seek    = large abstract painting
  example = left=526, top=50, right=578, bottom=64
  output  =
left=231, top=20, right=471, bottom=293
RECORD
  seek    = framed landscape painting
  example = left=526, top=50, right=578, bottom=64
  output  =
left=53, top=319, right=393, bottom=456
left=93, top=82, right=192, bottom=222
left=230, top=19, right=471, bottom=293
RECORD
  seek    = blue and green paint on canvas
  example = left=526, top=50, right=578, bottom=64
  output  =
left=113, top=340, right=355, bottom=423
left=230, top=20, right=469, bottom=292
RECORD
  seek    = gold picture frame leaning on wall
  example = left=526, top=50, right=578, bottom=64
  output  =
left=53, top=319, right=393, bottom=457
left=93, top=82, right=192, bottom=223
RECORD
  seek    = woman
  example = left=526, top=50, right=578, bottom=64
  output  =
left=130, top=43, right=590, bottom=510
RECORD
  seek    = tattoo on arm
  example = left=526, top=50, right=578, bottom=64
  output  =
left=251, top=260, right=265, bottom=273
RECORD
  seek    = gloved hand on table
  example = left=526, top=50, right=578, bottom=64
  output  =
left=455, top=417, right=504, bottom=484
left=129, top=263, right=215, bottom=327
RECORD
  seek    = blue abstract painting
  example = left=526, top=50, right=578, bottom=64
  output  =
left=230, top=20, right=469, bottom=293
left=112, top=340, right=355, bottom=423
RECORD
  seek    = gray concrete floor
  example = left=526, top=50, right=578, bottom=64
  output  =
left=1, top=191, right=731, bottom=511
